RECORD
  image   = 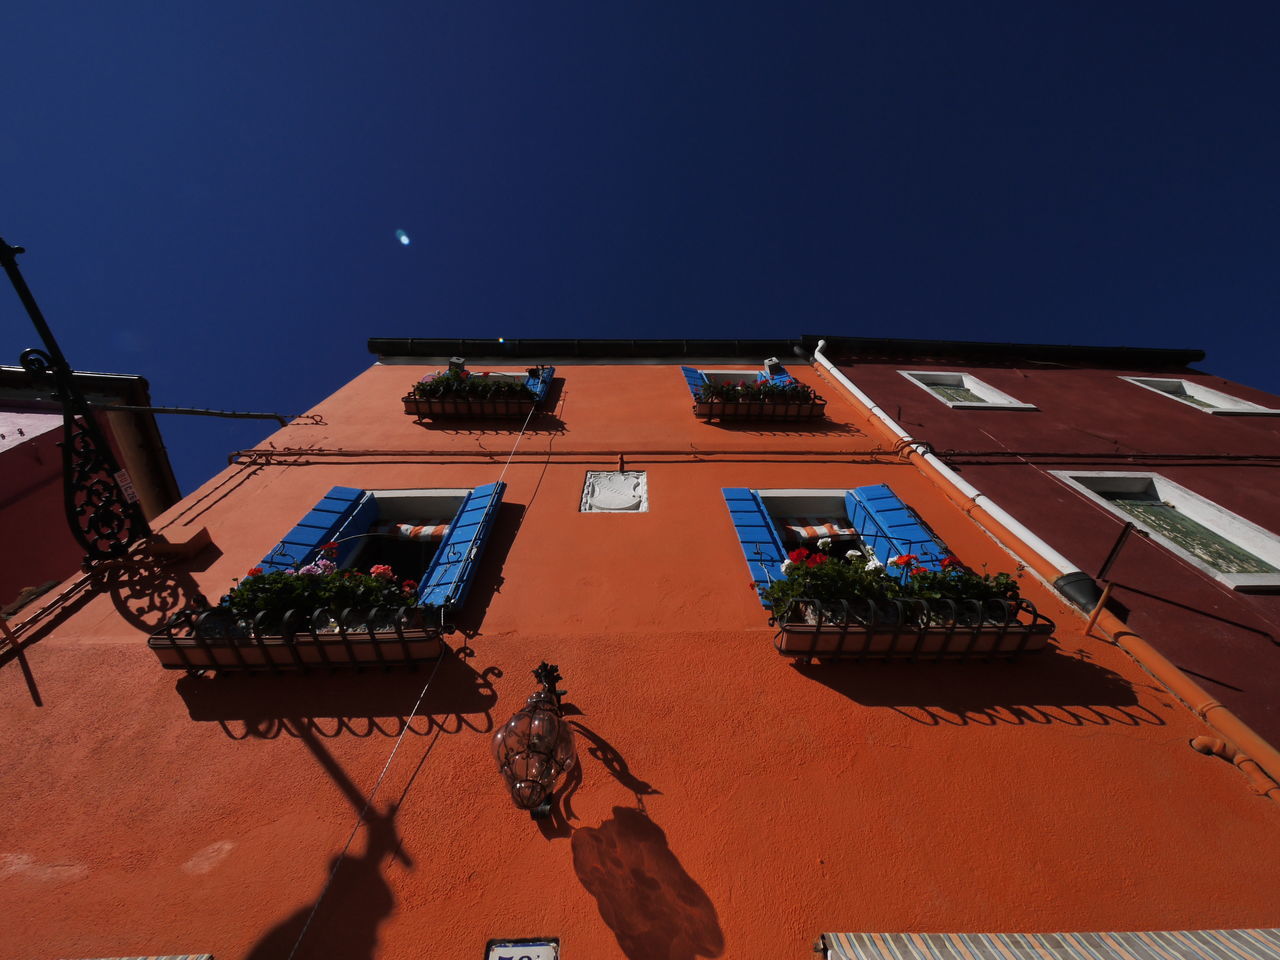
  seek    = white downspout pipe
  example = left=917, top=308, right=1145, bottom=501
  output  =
left=811, top=339, right=1093, bottom=594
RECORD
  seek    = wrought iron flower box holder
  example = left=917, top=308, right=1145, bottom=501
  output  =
left=693, top=396, right=827, bottom=421
left=773, top=596, right=1054, bottom=663
left=402, top=394, right=537, bottom=420
left=148, top=605, right=444, bottom=674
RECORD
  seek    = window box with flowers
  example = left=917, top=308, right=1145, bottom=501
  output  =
left=723, top=485, right=1054, bottom=662
left=150, top=483, right=506, bottom=672
left=403, top=364, right=555, bottom=420
left=150, top=555, right=441, bottom=673
left=681, top=364, right=826, bottom=421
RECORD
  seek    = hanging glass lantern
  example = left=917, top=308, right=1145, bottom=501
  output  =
left=493, top=662, right=578, bottom=818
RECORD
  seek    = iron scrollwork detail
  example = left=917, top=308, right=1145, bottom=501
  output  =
left=2, top=239, right=151, bottom=562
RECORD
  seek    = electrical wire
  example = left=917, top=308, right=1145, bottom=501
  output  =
left=284, top=399, right=538, bottom=960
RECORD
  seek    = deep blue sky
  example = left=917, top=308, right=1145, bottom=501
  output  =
left=4, top=2, right=1279, bottom=493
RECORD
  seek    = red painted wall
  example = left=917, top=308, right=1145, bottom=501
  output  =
left=5, top=361, right=1280, bottom=960
left=837, top=360, right=1280, bottom=743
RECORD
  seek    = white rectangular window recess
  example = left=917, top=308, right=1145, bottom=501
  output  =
left=701, top=369, right=766, bottom=385
left=898, top=370, right=1036, bottom=410
left=581, top=471, right=648, bottom=512
left=1051, top=471, right=1280, bottom=593
left=1120, top=377, right=1280, bottom=416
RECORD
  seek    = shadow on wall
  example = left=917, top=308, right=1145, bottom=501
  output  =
left=793, top=647, right=1167, bottom=728
left=702, top=418, right=866, bottom=438
left=245, top=804, right=405, bottom=960
left=175, top=652, right=501, bottom=738
left=99, top=543, right=221, bottom=633
left=572, top=806, right=725, bottom=960
left=529, top=716, right=721, bottom=960
left=243, top=721, right=417, bottom=960
left=450, top=501, right=525, bottom=638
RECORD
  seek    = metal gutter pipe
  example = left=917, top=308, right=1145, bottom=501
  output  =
left=811, top=341, right=1086, bottom=584
left=811, top=339, right=1280, bottom=794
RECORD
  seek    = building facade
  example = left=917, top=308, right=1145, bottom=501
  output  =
left=817, top=336, right=1280, bottom=745
left=0, top=366, right=179, bottom=613
left=3, top=339, right=1280, bottom=960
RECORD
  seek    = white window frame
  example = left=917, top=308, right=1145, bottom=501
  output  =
left=700, top=369, right=768, bottom=386
left=1119, top=377, right=1280, bottom=416
left=898, top=370, right=1036, bottom=410
left=1050, top=471, right=1280, bottom=593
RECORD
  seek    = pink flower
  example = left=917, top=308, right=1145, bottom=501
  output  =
left=370, top=564, right=395, bottom=579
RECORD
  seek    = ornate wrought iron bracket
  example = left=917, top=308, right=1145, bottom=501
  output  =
left=0, top=237, right=151, bottom=562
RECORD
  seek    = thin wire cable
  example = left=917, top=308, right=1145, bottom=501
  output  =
left=284, top=651, right=446, bottom=960
left=284, top=399, right=538, bottom=960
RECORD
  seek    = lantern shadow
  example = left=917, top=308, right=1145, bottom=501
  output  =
left=570, top=721, right=660, bottom=800
left=572, top=806, right=724, bottom=960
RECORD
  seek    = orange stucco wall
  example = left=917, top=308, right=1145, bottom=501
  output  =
left=3, top=361, right=1280, bottom=960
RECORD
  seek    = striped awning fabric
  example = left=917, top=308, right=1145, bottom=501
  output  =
left=64, top=955, right=214, bottom=959
left=781, top=518, right=861, bottom=544
left=370, top=520, right=450, bottom=542
left=822, top=931, right=1280, bottom=960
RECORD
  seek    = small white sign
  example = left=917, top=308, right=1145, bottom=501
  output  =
left=485, top=939, right=558, bottom=960
left=114, top=469, right=140, bottom=504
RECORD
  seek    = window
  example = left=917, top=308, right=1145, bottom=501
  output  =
left=1051, top=471, right=1280, bottom=592
left=258, top=482, right=506, bottom=609
left=680, top=362, right=798, bottom=396
left=1119, top=377, right=1280, bottom=416
left=722, top=484, right=950, bottom=606
left=898, top=371, right=1036, bottom=410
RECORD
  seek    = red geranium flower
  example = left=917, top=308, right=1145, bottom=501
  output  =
left=910, top=566, right=929, bottom=576
left=369, top=564, right=395, bottom=579
left=245, top=566, right=263, bottom=577
left=788, top=547, right=809, bottom=562
left=402, top=580, right=418, bottom=593
left=806, top=554, right=828, bottom=567
left=321, top=541, right=339, bottom=555
left=940, top=556, right=960, bottom=568
left=890, top=554, right=918, bottom=567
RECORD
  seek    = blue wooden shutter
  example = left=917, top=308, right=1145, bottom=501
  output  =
left=329, top=494, right=379, bottom=568
left=845, top=484, right=949, bottom=576
left=757, top=366, right=795, bottom=385
left=418, top=481, right=506, bottom=609
left=524, top=365, right=555, bottom=402
left=680, top=366, right=708, bottom=398
left=723, top=488, right=788, bottom=606
left=259, top=486, right=368, bottom=571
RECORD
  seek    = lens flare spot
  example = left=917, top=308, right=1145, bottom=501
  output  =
left=395, top=230, right=411, bottom=246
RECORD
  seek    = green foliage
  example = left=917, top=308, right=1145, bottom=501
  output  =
left=762, top=547, right=1022, bottom=620
left=221, top=561, right=419, bottom=633
left=412, top=369, right=537, bottom=401
left=762, top=551, right=900, bottom=613
left=695, top=378, right=818, bottom=404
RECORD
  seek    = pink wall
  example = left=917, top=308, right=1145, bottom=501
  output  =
left=0, top=420, right=84, bottom=608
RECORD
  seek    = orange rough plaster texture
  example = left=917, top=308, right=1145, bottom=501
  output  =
left=2, top=357, right=1279, bottom=960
